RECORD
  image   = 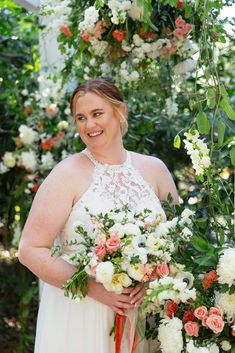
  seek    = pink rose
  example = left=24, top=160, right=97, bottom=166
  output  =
left=183, top=23, right=192, bottom=35
left=175, top=15, right=186, bottom=28
left=106, top=235, right=120, bottom=253
left=209, top=306, right=223, bottom=317
left=173, top=28, right=185, bottom=38
left=94, top=244, right=106, bottom=259
left=156, top=263, right=169, bottom=277
left=206, top=314, right=224, bottom=333
left=184, top=321, right=199, bottom=337
left=194, top=306, right=208, bottom=320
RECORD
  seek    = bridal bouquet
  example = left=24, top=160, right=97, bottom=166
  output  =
left=141, top=247, right=235, bottom=353
left=61, top=205, right=194, bottom=300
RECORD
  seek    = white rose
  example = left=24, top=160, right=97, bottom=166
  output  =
left=0, top=162, right=9, bottom=174
left=127, top=264, right=145, bottom=281
left=2, top=152, right=16, bottom=168
left=19, top=124, right=38, bottom=145
left=220, top=340, right=232, bottom=351
left=20, top=151, right=37, bottom=171
left=174, top=59, right=197, bottom=75
left=109, top=223, right=125, bottom=238
left=57, top=120, right=69, bottom=130
left=96, top=261, right=114, bottom=284
left=122, top=223, right=141, bottom=236
left=41, top=152, right=55, bottom=170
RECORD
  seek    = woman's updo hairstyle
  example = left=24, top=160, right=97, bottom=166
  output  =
left=70, top=78, right=128, bottom=136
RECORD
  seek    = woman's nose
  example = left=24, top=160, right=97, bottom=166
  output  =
left=86, top=118, right=97, bottom=130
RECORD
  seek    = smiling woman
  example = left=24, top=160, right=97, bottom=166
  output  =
left=18, top=77, right=178, bottom=353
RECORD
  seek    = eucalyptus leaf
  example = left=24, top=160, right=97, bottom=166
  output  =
left=230, top=146, right=235, bottom=167
left=217, top=119, right=226, bottom=147
left=196, top=112, right=210, bottom=134
left=220, top=98, right=235, bottom=121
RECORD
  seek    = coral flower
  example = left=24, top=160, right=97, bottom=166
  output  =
left=177, top=0, right=184, bottom=8
left=165, top=300, right=177, bottom=318
left=41, top=139, right=53, bottom=151
left=59, top=24, right=73, bottom=37
left=182, top=310, right=196, bottom=323
left=81, top=31, right=90, bottom=42
left=112, top=29, right=126, bottom=42
left=202, top=270, right=218, bottom=290
left=31, top=183, right=39, bottom=193
left=139, top=28, right=154, bottom=39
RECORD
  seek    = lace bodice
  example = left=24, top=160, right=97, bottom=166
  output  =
left=59, top=148, right=166, bottom=255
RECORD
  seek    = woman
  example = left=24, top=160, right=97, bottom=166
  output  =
left=18, top=78, right=179, bottom=353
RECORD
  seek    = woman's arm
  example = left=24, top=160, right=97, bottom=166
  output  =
left=155, top=159, right=179, bottom=205
left=18, top=161, right=79, bottom=288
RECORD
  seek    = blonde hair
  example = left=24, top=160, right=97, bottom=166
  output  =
left=70, top=78, right=128, bottom=136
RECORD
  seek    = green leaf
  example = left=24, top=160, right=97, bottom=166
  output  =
left=217, top=119, right=226, bottom=147
left=191, top=236, right=209, bottom=252
left=206, top=88, right=216, bottom=109
left=220, top=98, right=235, bottom=121
left=173, top=134, right=181, bottom=149
left=196, top=112, right=210, bottom=134
left=230, top=146, right=235, bottom=166
left=231, top=344, right=235, bottom=353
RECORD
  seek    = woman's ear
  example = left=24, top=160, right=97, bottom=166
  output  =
left=119, top=103, right=127, bottom=117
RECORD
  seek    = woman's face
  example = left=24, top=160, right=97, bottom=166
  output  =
left=74, top=92, right=123, bottom=150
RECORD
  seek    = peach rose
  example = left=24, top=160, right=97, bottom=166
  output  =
left=156, top=263, right=169, bottom=277
left=183, top=23, right=192, bottom=35
left=209, top=306, right=223, bottom=317
left=94, top=244, right=106, bottom=259
left=173, top=28, right=185, bottom=38
left=206, top=314, right=224, bottom=333
left=194, top=306, right=208, bottom=320
left=184, top=321, right=199, bottom=337
left=106, top=235, right=120, bottom=253
left=175, top=15, right=186, bottom=28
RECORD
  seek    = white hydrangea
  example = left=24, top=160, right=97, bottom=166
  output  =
left=215, top=291, right=235, bottom=322
left=41, top=152, right=55, bottom=170
left=186, top=340, right=210, bottom=353
left=158, top=318, right=183, bottom=353
left=78, top=6, right=99, bottom=32
left=2, top=152, right=16, bottom=168
left=19, top=124, right=38, bottom=145
left=217, top=248, right=235, bottom=287
left=174, top=59, right=197, bottom=74
left=20, top=151, right=37, bottom=171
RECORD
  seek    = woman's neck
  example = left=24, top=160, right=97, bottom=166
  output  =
left=87, top=142, right=126, bottom=165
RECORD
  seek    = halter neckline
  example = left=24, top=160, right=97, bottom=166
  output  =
left=83, top=148, right=131, bottom=168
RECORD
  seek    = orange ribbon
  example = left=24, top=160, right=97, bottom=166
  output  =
left=115, top=312, right=138, bottom=353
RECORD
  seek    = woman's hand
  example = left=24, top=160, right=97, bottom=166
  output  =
left=128, top=282, right=146, bottom=307
left=88, top=279, right=146, bottom=314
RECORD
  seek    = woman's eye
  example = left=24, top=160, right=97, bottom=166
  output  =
left=77, top=116, right=85, bottom=121
left=94, top=112, right=102, bottom=117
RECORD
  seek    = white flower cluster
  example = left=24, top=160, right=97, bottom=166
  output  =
left=158, top=317, right=183, bottom=353
left=215, top=291, right=235, bottom=323
left=145, top=274, right=196, bottom=313
left=216, top=248, right=235, bottom=287
left=40, top=152, right=55, bottom=170
left=20, top=151, right=37, bottom=172
left=186, top=340, right=219, bottom=353
left=89, top=38, right=108, bottom=57
left=78, top=6, right=99, bottom=32
left=119, top=61, right=140, bottom=82
left=42, top=0, right=72, bottom=28
left=107, top=0, right=132, bottom=24
left=183, top=130, right=211, bottom=176
left=19, top=124, right=38, bottom=145
left=165, top=96, right=179, bottom=118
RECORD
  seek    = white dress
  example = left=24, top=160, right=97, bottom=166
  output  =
left=34, top=149, right=166, bottom=353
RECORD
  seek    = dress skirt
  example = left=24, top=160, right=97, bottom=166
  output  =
left=34, top=283, right=115, bottom=353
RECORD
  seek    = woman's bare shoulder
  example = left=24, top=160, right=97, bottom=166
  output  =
left=130, top=151, right=168, bottom=171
